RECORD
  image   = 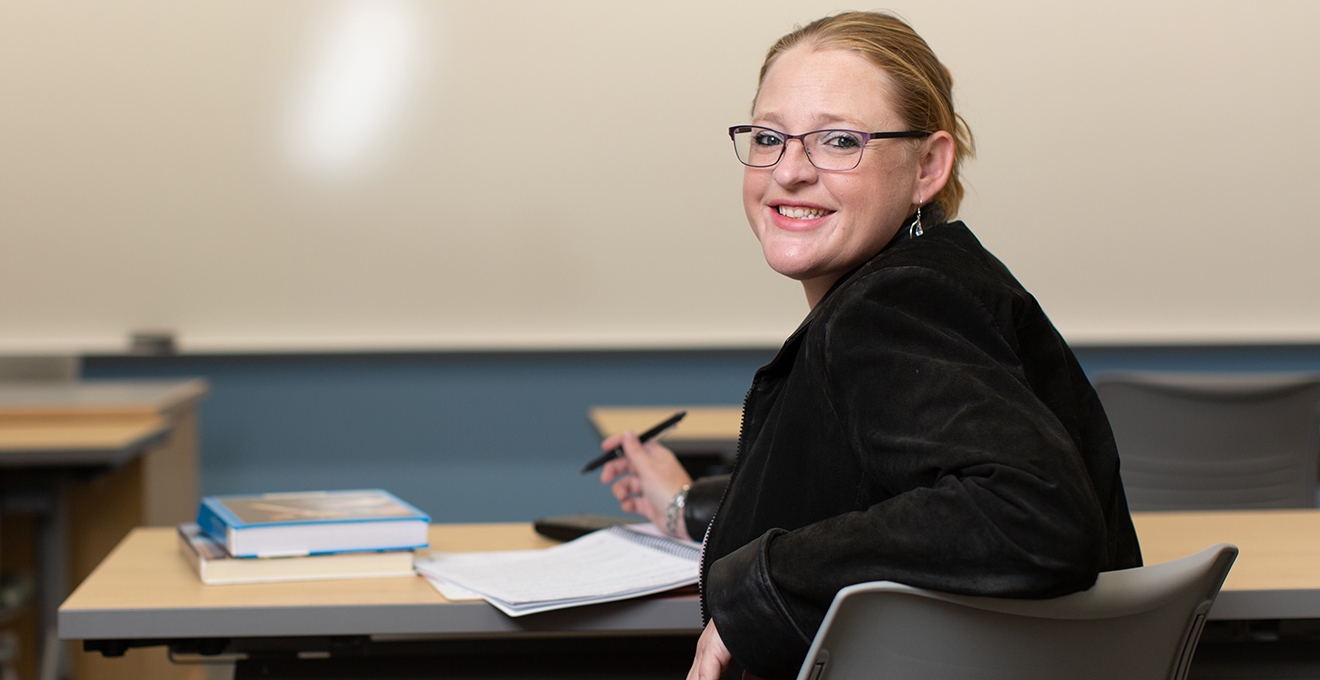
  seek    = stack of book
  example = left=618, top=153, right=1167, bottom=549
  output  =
left=179, top=489, right=430, bottom=585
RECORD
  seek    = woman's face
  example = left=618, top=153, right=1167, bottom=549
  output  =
left=744, top=46, right=925, bottom=305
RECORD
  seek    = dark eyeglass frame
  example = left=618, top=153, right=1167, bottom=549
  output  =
left=728, top=125, right=931, bottom=171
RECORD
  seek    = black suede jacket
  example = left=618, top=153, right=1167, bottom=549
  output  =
left=697, top=209, right=1142, bottom=679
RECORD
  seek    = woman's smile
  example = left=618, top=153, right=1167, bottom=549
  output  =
left=771, top=202, right=834, bottom=229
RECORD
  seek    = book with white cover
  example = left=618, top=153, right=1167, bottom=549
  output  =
left=195, top=489, right=429, bottom=558
left=178, top=523, right=416, bottom=585
left=415, top=523, right=699, bottom=616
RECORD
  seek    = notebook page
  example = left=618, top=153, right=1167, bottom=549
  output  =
left=416, top=526, right=697, bottom=605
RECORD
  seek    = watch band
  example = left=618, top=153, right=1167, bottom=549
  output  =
left=665, top=483, right=691, bottom=537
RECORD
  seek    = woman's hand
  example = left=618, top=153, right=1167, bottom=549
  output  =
left=687, top=620, right=734, bottom=680
left=598, top=430, right=693, bottom=538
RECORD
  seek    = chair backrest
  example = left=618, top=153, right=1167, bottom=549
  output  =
left=796, top=544, right=1237, bottom=680
left=1093, top=372, right=1320, bottom=510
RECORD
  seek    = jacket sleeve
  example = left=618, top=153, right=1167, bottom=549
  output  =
left=706, top=265, right=1111, bottom=678
left=683, top=474, right=728, bottom=542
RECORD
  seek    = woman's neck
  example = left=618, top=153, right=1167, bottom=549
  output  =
left=802, top=276, right=837, bottom=309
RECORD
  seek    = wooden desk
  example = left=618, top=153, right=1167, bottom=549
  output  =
left=1133, top=510, right=1320, bottom=676
left=61, top=511, right=1320, bottom=679
left=61, top=524, right=700, bottom=639
left=62, top=524, right=701, bottom=679
left=1133, top=509, right=1320, bottom=620
left=0, top=379, right=208, bottom=525
left=0, top=418, right=170, bottom=466
left=0, top=379, right=207, bottom=680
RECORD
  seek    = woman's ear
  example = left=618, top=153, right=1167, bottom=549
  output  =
left=914, top=130, right=955, bottom=205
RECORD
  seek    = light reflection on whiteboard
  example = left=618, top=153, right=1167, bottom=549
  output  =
left=284, top=0, right=429, bottom=183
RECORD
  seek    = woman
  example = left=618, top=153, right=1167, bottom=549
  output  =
left=599, top=12, right=1141, bottom=680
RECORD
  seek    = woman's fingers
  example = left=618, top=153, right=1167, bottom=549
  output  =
left=610, top=474, right=648, bottom=514
left=599, top=455, right=633, bottom=484
left=611, top=475, right=639, bottom=501
left=618, top=431, right=653, bottom=466
left=600, top=431, right=649, bottom=482
left=599, top=432, right=626, bottom=452
left=596, top=430, right=693, bottom=530
left=687, top=621, right=733, bottom=680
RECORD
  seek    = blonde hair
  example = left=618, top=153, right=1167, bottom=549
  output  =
left=755, top=12, right=975, bottom=218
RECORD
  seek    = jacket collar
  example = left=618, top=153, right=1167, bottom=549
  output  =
left=753, top=203, right=949, bottom=379
left=818, top=202, right=947, bottom=307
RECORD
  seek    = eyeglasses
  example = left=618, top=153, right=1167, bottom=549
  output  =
left=729, top=125, right=930, bottom=172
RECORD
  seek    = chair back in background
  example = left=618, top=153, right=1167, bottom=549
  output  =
left=1093, top=372, right=1320, bottom=511
left=796, top=544, right=1237, bottom=680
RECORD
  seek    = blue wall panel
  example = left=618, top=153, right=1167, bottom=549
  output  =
left=83, top=345, right=1320, bottom=524
left=82, top=351, right=773, bottom=523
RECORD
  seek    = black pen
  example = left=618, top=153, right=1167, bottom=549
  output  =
left=580, top=410, right=687, bottom=474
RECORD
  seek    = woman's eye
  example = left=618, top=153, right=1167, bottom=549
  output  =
left=821, top=132, right=863, bottom=150
left=752, top=132, right=784, bottom=148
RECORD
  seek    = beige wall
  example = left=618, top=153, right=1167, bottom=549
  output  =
left=1, top=0, right=1316, bottom=353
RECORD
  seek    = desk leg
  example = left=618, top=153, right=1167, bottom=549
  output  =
left=0, top=493, right=44, bottom=680
left=142, top=407, right=199, bottom=527
left=36, top=478, right=67, bottom=680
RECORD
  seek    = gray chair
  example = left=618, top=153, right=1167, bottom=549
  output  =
left=1093, top=372, right=1320, bottom=510
left=795, top=544, right=1237, bottom=680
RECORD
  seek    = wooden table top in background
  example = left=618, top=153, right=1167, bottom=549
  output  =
left=0, top=417, right=170, bottom=464
left=0, top=379, right=207, bottom=418
left=1132, top=509, right=1320, bottom=598
left=0, top=379, right=205, bottom=465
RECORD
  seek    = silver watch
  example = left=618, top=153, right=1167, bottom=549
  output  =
left=665, top=483, right=691, bottom=537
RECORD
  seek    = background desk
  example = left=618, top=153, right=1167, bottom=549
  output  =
left=1132, top=510, right=1320, bottom=677
left=1132, top=510, right=1320, bottom=621
left=0, top=379, right=207, bottom=680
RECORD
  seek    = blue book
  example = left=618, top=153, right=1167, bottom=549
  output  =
left=196, top=489, right=430, bottom=558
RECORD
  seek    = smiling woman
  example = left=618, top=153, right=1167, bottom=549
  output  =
left=740, top=47, right=951, bottom=306
left=596, top=12, right=1142, bottom=680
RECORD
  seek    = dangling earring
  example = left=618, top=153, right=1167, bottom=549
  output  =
left=909, top=203, right=924, bottom=239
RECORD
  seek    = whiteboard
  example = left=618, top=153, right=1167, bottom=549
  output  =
left=2, top=0, right=1317, bottom=354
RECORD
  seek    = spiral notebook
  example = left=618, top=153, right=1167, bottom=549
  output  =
left=415, top=523, right=699, bottom=616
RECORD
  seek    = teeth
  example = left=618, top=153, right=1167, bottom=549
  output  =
left=777, top=205, right=830, bottom=220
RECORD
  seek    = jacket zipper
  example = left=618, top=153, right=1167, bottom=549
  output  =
left=698, top=377, right=758, bottom=625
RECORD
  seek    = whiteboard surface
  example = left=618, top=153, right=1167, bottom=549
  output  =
left=2, top=1, right=1317, bottom=353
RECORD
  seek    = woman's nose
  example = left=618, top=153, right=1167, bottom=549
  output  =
left=773, top=139, right=818, bottom=186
